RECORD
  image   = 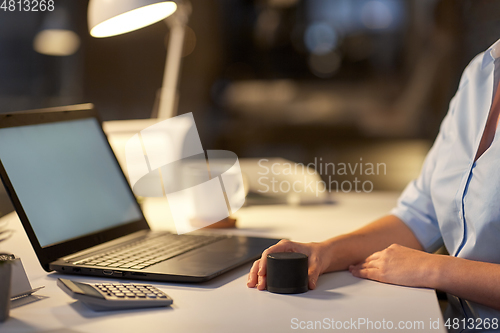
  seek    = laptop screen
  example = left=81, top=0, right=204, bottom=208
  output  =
left=0, top=118, right=143, bottom=247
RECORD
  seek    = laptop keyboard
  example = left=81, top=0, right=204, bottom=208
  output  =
left=72, top=233, right=225, bottom=270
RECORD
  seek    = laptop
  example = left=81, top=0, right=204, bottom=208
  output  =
left=0, top=104, right=279, bottom=282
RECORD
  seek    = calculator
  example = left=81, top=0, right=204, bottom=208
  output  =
left=57, top=278, right=173, bottom=311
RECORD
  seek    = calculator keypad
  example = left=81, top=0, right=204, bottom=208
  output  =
left=94, top=283, right=169, bottom=300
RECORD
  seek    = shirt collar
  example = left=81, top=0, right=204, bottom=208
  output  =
left=482, top=38, right=500, bottom=69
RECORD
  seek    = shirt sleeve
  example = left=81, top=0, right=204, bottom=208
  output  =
left=391, top=53, right=483, bottom=252
left=390, top=51, right=482, bottom=253
left=390, top=103, right=455, bottom=253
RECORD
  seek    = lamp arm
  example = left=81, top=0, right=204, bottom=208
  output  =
left=156, top=2, right=191, bottom=119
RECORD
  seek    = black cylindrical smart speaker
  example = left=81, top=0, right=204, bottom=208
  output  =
left=266, top=252, right=308, bottom=294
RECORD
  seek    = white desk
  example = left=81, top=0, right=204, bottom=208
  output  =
left=0, top=192, right=445, bottom=332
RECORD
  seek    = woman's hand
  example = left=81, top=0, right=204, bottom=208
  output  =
left=247, top=239, right=331, bottom=291
left=349, top=244, right=436, bottom=288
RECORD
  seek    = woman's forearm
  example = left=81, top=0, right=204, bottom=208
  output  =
left=344, top=233, right=500, bottom=311
left=430, top=255, right=500, bottom=311
left=321, top=214, right=424, bottom=273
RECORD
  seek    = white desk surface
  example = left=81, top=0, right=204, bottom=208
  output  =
left=0, top=192, right=445, bottom=333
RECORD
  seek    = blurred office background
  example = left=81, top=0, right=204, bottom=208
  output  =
left=0, top=0, right=499, bottom=217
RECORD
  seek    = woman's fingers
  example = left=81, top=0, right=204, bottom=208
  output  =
left=350, top=266, right=379, bottom=280
left=257, top=248, right=271, bottom=276
left=258, top=240, right=296, bottom=277
left=308, top=269, right=319, bottom=289
left=247, top=259, right=260, bottom=288
left=257, top=274, right=267, bottom=291
left=346, top=250, right=382, bottom=278
left=354, top=259, right=379, bottom=270
left=307, top=254, right=322, bottom=289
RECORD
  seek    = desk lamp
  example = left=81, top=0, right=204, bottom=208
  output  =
left=88, top=0, right=190, bottom=119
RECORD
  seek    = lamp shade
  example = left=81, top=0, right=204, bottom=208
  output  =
left=88, top=0, right=177, bottom=38
left=34, top=7, right=80, bottom=56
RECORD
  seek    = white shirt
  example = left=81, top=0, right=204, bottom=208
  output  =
left=391, top=38, right=500, bottom=329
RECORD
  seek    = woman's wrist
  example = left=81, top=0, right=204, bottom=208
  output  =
left=319, top=236, right=352, bottom=272
left=420, top=253, right=447, bottom=289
